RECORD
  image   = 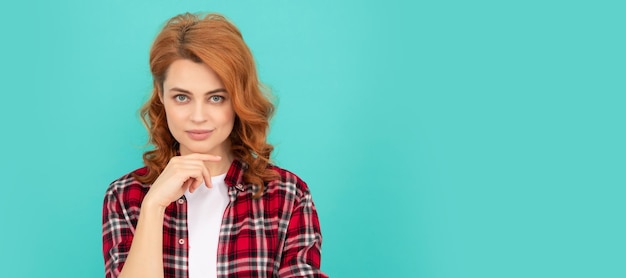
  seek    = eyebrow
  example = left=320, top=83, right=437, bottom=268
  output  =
left=169, top=87, right=227, bottom=95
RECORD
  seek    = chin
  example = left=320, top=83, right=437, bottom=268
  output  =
left=187, top=147, right=217, bottom=154
left=181, top=141, right=226, bottom=155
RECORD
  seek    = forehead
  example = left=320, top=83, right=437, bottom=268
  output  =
left=163, top=59, right=224, bottom=93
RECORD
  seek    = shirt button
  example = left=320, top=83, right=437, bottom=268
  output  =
left=178, top=239, right=185, bottom=245
left=177, top=199, right=184, bottom=204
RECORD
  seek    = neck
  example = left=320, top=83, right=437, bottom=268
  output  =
left=206, top=152, right=234, bottom=176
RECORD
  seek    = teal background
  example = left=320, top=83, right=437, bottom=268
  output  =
left=0, top=0, right=624, bottom=277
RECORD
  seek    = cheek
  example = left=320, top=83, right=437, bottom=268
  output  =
left=163, top=104, right=186, bottom=129
left=214, top=106, right=236, bottom=125
left=227, top=109, right=236, bottom=127
left=226, top=107, right=236, bottom=122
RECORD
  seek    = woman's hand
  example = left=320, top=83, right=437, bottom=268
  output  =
left=143, top=153, right=222, bottom=208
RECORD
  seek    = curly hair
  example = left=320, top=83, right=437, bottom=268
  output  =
left=132, top=12, right=278, bottom=198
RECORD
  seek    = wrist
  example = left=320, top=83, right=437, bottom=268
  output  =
left=141, top=197, right=167, bottom=214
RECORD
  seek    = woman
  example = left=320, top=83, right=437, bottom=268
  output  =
left=102, top=12, right=327, bottom=278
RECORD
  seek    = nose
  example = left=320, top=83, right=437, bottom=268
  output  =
left=190, top=101, right=207, bottom=123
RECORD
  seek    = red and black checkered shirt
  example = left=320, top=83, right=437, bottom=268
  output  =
left=102, top=159, right=327, bottom=278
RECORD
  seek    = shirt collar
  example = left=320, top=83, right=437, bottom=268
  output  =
left=224, top=158, right=247, bottom=188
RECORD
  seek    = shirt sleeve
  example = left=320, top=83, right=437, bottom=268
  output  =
left=102, top=187, right=133, bottom=278
left=278, top=188, right=328, bottom=278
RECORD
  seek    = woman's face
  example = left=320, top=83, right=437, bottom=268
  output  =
left=161, top=59, right=235, bottom=157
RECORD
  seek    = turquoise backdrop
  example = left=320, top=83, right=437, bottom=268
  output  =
left=0, top=0, right=624, bottom=277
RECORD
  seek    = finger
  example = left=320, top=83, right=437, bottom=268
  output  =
left=183, top=178, right=194, bottom=193
left=182, top=153, right=222, bottom=162
left=176, top=157, right=214, bottom=188
left=189, top=177, right=203, bottom=193
left=203, top=165, right=212, bottom=188
left=172, top=168, right=201, bottom=185
left=173, top=160, right=214, bottom=171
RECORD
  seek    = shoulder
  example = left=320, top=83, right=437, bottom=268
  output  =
left=104, top=167, right=150, bottom=206
left=266, top=164, right=311, bottom=198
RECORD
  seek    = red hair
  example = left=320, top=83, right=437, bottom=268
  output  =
left=133, top=12, right=278, bottom=198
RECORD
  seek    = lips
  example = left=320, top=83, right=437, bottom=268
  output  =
left=186, top=129, right=213, bottom=140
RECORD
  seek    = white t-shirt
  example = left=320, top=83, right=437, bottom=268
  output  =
left=183, top=173, right=230, bottom=278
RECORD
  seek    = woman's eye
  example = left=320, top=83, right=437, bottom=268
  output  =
left=174, top=95, right=189, bottom=102
left=209, top=95, right=224, bottom=103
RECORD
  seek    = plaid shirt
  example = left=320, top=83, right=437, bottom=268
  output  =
left=102, top=159, right=327, bottom=278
